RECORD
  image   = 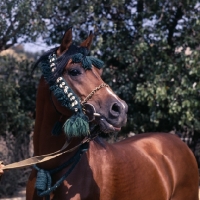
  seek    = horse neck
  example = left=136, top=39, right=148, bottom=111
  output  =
left=33, top=76, right=80, bottom=157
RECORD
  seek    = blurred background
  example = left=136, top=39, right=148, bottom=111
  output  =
left=0, top=0, right=199, bottom=198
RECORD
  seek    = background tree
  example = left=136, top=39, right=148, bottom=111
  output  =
left=0, top=1, right=200, bottom=196
left=0, top=51, right=40, bottom=197
left=0, top=0, right=56, bottom=51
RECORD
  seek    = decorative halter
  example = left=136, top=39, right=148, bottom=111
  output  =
left=39, top=49, right=107, bottom=138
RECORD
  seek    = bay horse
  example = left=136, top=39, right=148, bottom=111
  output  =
left=26, top=28, right=199, bottom=200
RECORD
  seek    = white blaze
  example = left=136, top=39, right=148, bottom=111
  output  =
left=106, top=87, right=126, bottom=109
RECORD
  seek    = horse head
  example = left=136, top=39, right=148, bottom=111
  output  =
left=37, top=28, right=128, bottom=138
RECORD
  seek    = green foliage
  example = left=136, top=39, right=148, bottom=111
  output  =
left=0, top=55, right=40, bottom=135
left=44, top=0, right=200, bottom=134
left=99, top=1, right=200, bottom=134
left=0, top=0, right=55, bottom=51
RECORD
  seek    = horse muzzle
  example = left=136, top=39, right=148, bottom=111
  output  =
left=84, top=102, right=128, bottom=133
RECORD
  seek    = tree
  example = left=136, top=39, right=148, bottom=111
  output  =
left=0, top=51, right=41, bottom=196
left=0, top=0, right=55, bottom=51
left=0, top=54, right=40, bottom=134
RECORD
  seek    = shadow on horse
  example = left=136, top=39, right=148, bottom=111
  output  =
left=26, top=28, right=199, bottom=200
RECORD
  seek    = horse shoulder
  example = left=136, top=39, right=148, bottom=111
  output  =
left=87, top=137, right=151, bottom=199
left=86, top=134, right=199, bottom=200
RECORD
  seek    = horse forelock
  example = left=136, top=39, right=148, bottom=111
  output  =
left=54, top=45, right=90, bottom=78
left=34, top=45, right=92, bottom=79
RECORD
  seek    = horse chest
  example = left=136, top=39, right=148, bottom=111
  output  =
left=50, top=154, right=100, bottom=200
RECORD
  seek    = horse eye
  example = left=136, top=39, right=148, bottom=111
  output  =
left=68, top=69, right=81, bottom=76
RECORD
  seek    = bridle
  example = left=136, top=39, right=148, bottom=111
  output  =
left=51, top=80, right=109, bottom=121
left=81, top=83, right=109, bottom=105
left=43, top=49, right=110, bottom=138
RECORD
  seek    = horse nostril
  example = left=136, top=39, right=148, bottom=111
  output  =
left=112, top=104, right=120, bottom=112
left=110, top=102, right=121, bottom=117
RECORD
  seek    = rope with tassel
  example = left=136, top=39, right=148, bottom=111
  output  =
left=34, top=142, right=89, bottom=200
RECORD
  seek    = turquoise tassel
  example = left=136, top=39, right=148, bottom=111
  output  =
left=35, top=169, right=52, bottom=194
left=82, top=56, right=92, bottom=69
left=89, top=57, right=104, bottom=69
left=71, top=53, right=83, bottom=63
left=63, top=113, right=89, bottom=138
left=71, top=54, right=104, bottom=70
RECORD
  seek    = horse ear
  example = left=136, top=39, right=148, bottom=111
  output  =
left=80, top=31, right=94, bottom=50
left=57, top=28, right=72, bottom=56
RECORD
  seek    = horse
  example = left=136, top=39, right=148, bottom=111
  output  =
left=26, top=28, right=199, bottom=200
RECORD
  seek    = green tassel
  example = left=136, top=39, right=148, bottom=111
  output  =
left=71, top=53, right=83, bottom=63
left=63, top=113, right=89, bottom=138
left=71, top=54, right=104, bottom=70
left=82, top=56, right=92, bottom=69
left=52, top=121, right=63, bottom=136
left=89, top=57, right=104, bottom=69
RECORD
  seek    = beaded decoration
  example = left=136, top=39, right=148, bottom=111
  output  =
left=39, top=51, right=104, bottom=138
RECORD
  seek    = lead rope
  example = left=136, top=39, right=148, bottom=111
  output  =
left=34, top=142, right=89, bottom=200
